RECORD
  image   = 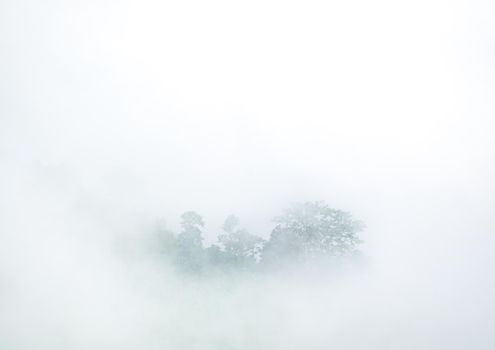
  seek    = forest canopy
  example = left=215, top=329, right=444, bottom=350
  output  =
left=150, top=201, right=364, bottom=274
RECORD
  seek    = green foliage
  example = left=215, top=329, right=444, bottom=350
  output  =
left=175, top=211, right=206, bottom=273
left=263, top=201, right=363, bottom=265
left=151, top=201, right=364, bottom=274
left=216, top=215, right=265, bottom=269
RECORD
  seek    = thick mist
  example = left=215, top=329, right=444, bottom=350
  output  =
left=1, top=0, right=495, bottom=348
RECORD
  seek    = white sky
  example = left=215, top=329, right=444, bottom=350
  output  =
left=1, top=0, right=494, bottom=239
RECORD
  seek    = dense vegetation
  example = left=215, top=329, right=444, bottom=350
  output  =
left=151, top=201, right=364, bottom=274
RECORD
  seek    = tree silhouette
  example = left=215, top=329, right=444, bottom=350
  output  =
left=262, top=201, right=363, bottom=265
left=152, top=201, right=364, bottom=274
left=216, top=215, right=265, bottom=269
left=175, top=211, right=206, bottom=273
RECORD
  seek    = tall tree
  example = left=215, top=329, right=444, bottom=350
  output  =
left=175, top=211, right=205, bottom=272
left=262, top=201, right=363, bottom=265
left=216, top=215, right=265, bottom=268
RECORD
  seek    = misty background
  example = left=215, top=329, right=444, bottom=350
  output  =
left=1, top=0, right=495, bottom=348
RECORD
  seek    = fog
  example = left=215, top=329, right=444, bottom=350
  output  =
left=1, top=0, right=495, bottom=348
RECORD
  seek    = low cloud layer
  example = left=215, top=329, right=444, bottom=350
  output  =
left=1, top=0, right=495, bottom=348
